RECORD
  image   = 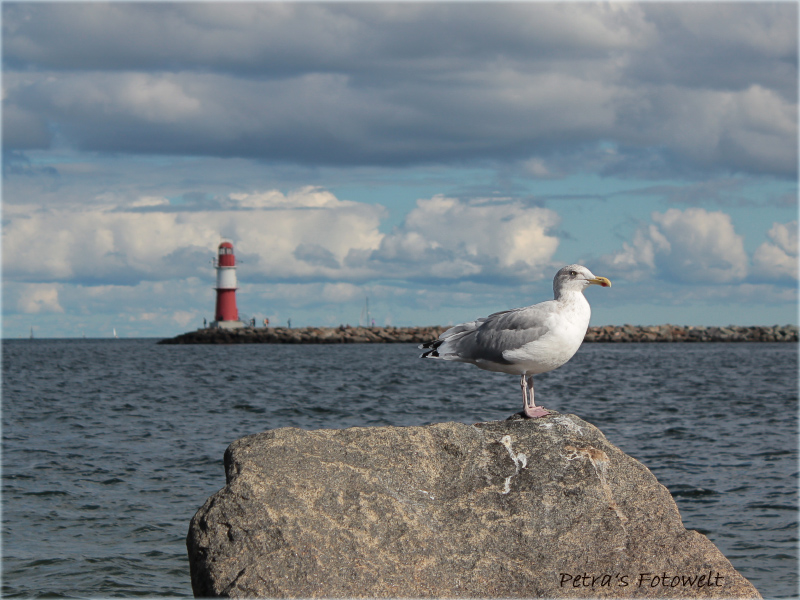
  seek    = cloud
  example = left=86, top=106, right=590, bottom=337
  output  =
left=752, top=221, right=798, bottom=283
left=1, top=3, right=646, bottom=73
left=3, top=278, right=212, bottom=335
left=1, top=104, right=52, bottom=150
left=2, top=188, right=561, bottom=289
left=294, top=244, right=340, bottom=270
left=228, top=188, right=356, bottom=209
left=170, top=310, right=196, bottom=328
left=626, top=3, right=797, bottom=97
left=1, top=187, right=386, bottom=285
left=367, top=195, right=560, bottom=283
left=13, top=284, right=65, bottom=314
left=601, top=208, right=749, bottom=284
left=611, top=84, right=797, bottom=177
left=2, top=3, right=796, bottom=177
left=601, top=224, right=667, bottom=282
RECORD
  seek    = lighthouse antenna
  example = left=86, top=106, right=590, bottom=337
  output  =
left=359, top=296, right=372, bottom=327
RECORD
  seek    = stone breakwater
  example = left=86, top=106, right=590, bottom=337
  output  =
left=159, top=324, right=798, bottom=344
left=584, top=324, right=798, bottom=343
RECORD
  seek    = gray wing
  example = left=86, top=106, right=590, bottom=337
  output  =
left=438, top=304, right=552, bottom=364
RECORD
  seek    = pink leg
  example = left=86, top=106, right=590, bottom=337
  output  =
left=520, top=375, right=528, bottom=408
left=522, top=374, right=551, bottom=418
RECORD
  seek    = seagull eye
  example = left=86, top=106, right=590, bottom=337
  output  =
left=569, top=270, right=577, bottom=277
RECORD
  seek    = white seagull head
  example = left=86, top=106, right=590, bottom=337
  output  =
left=553, top=264, right=611, bottom=298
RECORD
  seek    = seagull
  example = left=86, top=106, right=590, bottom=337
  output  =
left=420, top=265, right=611, bottom=418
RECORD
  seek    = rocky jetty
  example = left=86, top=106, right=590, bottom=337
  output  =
left=584, top=324, right=798, bottom=343
left=159, top=325, right=444, bottom=345
left=160, top=324, right=797, bottom=344
left=187, top=415, right=760, bottom=598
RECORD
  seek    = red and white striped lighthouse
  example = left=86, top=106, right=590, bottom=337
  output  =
left=212, top=241, right=244, bottom=329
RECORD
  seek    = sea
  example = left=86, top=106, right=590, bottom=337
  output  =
left=2, top=339, right=798, bottom=598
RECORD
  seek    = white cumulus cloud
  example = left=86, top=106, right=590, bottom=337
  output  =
left=368, top=195, right=561, bottom=282
left=2, top=188, right=566, bottom=290
left=752, top=221, right=798, bottom=282
left=601, top=207, right=748, bottom=284
left=14, top=284, right=65, bottom=314
left=1, top=187, right=386, bottom=285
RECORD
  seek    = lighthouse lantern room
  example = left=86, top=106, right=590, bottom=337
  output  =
left=211, top=241, right=245, bottom=330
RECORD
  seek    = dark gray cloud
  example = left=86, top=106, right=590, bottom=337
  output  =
left=626, top=4, right=797, bottom=98
left=2, top=3, right=636, bottom=74
left=3, top=2, right=797, bottom=177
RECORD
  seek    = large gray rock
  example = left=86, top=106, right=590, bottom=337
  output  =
left=187, top=414, right=760, bottom=598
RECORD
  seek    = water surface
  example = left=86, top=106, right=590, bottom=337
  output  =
left=3, top=340, right=797, bottom=597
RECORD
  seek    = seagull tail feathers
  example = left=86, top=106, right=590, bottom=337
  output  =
left=420, top=322, right=480, bottom=359
left=419, top=338, right=443, bottom=358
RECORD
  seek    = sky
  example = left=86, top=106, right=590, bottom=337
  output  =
left=2, top=2, right=798, bottom=339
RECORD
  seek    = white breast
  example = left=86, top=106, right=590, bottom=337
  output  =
left=502, top=292, right=591, bottom=375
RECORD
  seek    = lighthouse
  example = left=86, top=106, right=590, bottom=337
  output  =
left=211, top=241, right=245, bottom=329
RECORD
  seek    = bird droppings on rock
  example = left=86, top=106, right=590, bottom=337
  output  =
left=187, top=414, right=761, bottom=598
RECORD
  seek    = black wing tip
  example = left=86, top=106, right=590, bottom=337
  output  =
left=419, top=339, right=442, bottom=358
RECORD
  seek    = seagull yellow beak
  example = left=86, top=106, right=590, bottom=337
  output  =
left=588, top=276, right=611, bottom=288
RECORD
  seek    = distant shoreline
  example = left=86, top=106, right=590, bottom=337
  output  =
left=157, top=324, right=798, bottom=345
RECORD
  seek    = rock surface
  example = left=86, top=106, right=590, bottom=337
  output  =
left=160, top=324, right=798, bottom=344
left=187, top=415, right=760, bottom=598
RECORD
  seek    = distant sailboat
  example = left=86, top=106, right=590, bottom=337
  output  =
left=113, top=328, right=118, bottom=339
left=29, top=327, right=34, bottom=340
